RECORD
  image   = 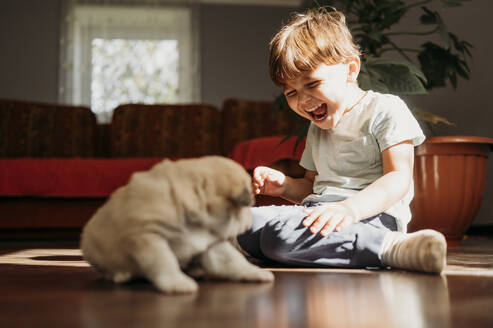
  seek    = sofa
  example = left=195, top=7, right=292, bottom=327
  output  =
left=0, top=98, right=305, bottom=238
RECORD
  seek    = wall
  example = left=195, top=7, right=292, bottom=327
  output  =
left=200, top=4, right=294, bottom=105
left=0, top=0, right=61, bottom=103
left=0, top=0, right=491, bottom=225
left=0, top=0, right=294, bottom=105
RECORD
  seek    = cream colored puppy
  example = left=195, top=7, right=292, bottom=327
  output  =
left=81, top=156, right=274, bottom=293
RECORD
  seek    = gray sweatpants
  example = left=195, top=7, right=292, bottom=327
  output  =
left=237, top=204, right=397, bottom=268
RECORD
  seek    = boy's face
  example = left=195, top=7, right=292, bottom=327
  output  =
left=282, top=61, right=358, bottom=130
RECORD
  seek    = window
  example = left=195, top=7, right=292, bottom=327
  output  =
left=91, top=38, right=179, bottom=115
left=59, top=5, right=199, bottom=123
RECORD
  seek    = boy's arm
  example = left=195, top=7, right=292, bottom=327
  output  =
left=280, top=170, right=316, bottom=204
left=342, top=140, right=414, bottom=219
left=304, top=140, right=414, bottom=235
left=253, top=166, right=315, bottom=204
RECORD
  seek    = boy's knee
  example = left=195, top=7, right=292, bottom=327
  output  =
left=237, top=230, right=263, bottom=259
left=258, top=219, right=302, bottom=262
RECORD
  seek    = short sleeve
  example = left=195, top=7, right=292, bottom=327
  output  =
left=371, top=96, right=426, bottom=151
left=300, top=123, right=317, bottom=171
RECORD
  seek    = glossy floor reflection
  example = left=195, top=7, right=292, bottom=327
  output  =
left=0, top=238, right=492, bottom=328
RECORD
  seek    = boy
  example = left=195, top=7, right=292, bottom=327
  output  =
left=237, top=8, right=447, bottom=273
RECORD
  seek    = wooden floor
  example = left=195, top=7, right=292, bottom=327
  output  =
left=1, top=237, right=492, bottom=328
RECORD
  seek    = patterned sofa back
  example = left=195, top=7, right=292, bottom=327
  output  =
left=0, top=99, right=303, bottom=159
left=221, top=98, right=304, bottom=155
left=110, top=104, right=223, bottom=158
left=0, top=99, right=97, bottom=157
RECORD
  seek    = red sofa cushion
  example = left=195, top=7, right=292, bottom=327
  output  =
left=0, top=158, right=165, bottom=197
left=228, top=136, right=306, bottom=207
left=228, top=136, right=305, bottom=170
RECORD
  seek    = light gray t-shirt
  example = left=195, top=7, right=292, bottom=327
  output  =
left=300, top=90, right=425, bottom=232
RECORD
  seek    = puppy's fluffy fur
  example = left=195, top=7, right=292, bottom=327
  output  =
left=81, top=156, right=273, bottom=293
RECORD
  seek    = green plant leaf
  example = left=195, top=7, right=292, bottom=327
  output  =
left=281, top=122, right=311, bottom=155
left=418, top=41, right=470, bottom=89
left=271, top=93, right=307, bottom=128
left=450, top=32, right=474, bottom=57
left=301, top=0, right=337, bottom=10
left=421, top=7, right=451, bottom=47
left=358, top=65, right=372, bottom=91
left=272, top=93, right=289, bottom=112
left=455, top=59, right=470, bottom=79
left=413, top=108, right=455, bottom=126
left=361, top=57, right=428, bottom=95
left=359, top=64, right=390, bottom=93
left=438, top=0, right=471, bottom=8
left=419, top=7, right=439, bottom=25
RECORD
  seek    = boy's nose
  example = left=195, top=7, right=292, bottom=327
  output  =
left=298, top=92, right=312, bottom=104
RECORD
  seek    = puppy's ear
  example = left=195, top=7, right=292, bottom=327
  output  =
left=229, top=187, right=254, bottom=207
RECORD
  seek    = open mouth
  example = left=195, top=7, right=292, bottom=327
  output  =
left=306, top=103, right=328, bottom=122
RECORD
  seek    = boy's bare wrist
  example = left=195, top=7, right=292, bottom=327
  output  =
left=341, top=200, right=361, bottom=221
left=279, top=176, right=292, bottom=198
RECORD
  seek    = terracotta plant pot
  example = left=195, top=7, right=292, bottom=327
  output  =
left=409, top=136, right=493, bottom=246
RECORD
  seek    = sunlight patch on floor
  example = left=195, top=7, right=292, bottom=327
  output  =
left=0, top=248, right=90, bottom=267
left=267, top=267, right=375, bottom=274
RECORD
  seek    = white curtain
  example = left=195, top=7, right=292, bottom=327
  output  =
left=58, top=0, right=201, bottom=123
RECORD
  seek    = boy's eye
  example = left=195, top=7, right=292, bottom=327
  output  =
left=306, top=81, right=319, bottom=88
left=285, top=90, right=297, bottom=97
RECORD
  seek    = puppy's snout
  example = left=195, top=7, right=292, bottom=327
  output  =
left=232, top=187, right=254, bottom=207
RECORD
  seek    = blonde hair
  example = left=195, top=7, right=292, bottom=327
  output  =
left=269, top=8, right=361, bottom=86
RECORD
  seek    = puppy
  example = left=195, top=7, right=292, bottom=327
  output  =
left=80, top=156, right=274, bottom=293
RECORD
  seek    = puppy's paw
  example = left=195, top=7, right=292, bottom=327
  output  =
left=153, top=274, right=199, bottom=294
left=112, top=271, right=133, bottom=284
left=199, top=241, right=275, bottom=283
left=240, top=267, right=275, bottom=283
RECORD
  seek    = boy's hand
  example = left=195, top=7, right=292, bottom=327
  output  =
left=302, top=202, right=359, bottom=236
left=252, top=166, right=286, bottom=197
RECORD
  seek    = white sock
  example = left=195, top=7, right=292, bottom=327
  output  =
left=380, top=229, right=447, bottom=274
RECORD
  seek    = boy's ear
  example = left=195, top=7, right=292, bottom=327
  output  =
left=347, top=57, right=361, bottom=83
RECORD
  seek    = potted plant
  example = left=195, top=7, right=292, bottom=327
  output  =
left=274, top=0, right=493, bottom=245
